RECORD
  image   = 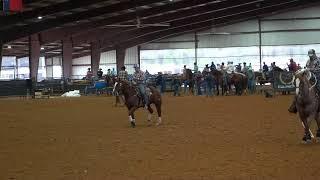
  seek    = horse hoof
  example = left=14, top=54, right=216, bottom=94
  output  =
left=130, top=121, right=136, bottom=128
left=302, top=140, right=312, bottom=144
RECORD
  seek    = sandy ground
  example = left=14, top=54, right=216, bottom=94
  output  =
left=1, top=95, right=320, bottom=180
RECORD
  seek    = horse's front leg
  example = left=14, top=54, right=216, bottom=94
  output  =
left=315, top=111, right=320, bottom=141
left=128, top=106, right=139, bottom=128
left=300, top=116, right=312, bottom=143
left=147, top=105, right=154, bottom=126
left=216, top=83, right=219, bottom=96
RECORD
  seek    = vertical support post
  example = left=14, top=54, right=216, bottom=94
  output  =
left=116, top=47, right=126, bottom=73
left=29, top=34, right=41, bottom=81
left=137, top=45, right=141, bottom=67
left=194, top=31, right=198, bottom=64
left=62, top=38, right=73, bottom=79
left=0, top=42, right=3, bottom=76
left=258, top=18, right=262, bottom=70
left=91, top=41, right=101, bottom=76
left=15, top=57, right=18, bottom=79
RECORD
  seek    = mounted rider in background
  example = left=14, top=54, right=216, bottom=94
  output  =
left=288, top=49, right=320, bottom=113
left=133, top=64, right=149, bottom=109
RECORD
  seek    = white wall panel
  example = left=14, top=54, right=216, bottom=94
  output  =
left=72, top=55, right=91, bottom=65
left=263, top=6, right=320, bottom=19
left=262, top=19, right=320, bottom=31
left=124, top=46, right=138, bottom=65
left=141, top=6, right=320, bottom=50
left=210, top=20, right=258, bottom=33
left=100, top=50, right=116, bottom=64
left=141, top=42, right=195, bottom=49
left=198, top=34, right=259, bottom=48
left=262, top=31, right=320, bottom=46
left=157, top=33, right=194, bottom=42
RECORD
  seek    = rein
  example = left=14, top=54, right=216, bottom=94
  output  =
left=309, top=72, right=317, bottom=91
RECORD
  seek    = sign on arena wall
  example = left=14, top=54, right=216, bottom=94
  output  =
left=273, top=71, right=295, bottom=92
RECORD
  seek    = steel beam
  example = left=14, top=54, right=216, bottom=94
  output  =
left=114, top=0, right=309, bottom=49
left=116, top=48, right=126, bottom=73
left=62, top=38, right=73, bottom=79
left=91, top=42, right=101, bottom=76
left=29, top=34, right=41, bottom=80
left=0, top=0, right=109, bottom=29
left=0, top=43, right=2, bottom=75
left=1, top=0, right=165, bottom=43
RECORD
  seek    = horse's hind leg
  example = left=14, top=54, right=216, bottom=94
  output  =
left=155, top=102, right=162, bottom=126
left=147, top=105, right=154, bottom=126
left=315, top=111, right=320, bottom=141
left=128, top=106, right=138, bottom=128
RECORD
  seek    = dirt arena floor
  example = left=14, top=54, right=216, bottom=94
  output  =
left=1, top=94, right=320, bottom=180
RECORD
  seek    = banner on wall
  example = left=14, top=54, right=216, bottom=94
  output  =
left=2, top=0, right=23, bottom=13
left=273, top=71, right=295, bottom=92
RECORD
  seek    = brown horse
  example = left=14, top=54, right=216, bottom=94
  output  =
left=184, top=69, right=195, bottom=95
left=295, top=70, right=320, bottom=143
left=211, top=70, right=229, bottom=96
left=230, top=72, right=248, bottom=96
left=113, top=81, right=162, bottom=128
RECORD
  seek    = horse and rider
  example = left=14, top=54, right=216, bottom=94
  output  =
left=113, top=64, right=162, bottom=128
left=288, top=49, right=320, bottom=143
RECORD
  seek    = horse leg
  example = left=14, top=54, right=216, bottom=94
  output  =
left=300, top=116, right=312, bottom=143
left=315, top=109, right=320, bottom=141
left=155, top=102, right=162, bottom=126
left=115, top=95, right=120, bottom=106
left=147, top=105, right=154, bottom=126
left=128, top=106, right=139, bottom=128
left=216, top=83, right=219, bottom=96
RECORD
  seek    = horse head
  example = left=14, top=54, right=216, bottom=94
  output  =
left=295, top=69, right=317, bottom=96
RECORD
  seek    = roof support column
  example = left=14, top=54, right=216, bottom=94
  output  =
left=258, top=18, right=262, bottom=71
left=0, top=42, right=3, bottom=75
left=116, top=47, right=125, bottom=73
left=29, top=34, right=40, bottom=80
left=138, top=45, right=141, bottom=67
left=62, top=38, right=73, bottom=79
left=91, top=42, right=101, bottom=76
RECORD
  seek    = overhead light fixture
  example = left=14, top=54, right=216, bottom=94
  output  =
left=169, top=0, right=173, bottom=2
left=41, top=47, right=45, bottom=50
left=38, top=16, right=43, bottom=20
left=7, top=45, right=12, bottom=49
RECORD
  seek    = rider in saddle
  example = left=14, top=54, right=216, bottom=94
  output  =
left=220, top=62, right=228, bottom=84
left=133, top=64, right=149, bottom=109
left=193, top=62, right=199, bottom=73
left=226, top=61, right=235, bottom=74
left=242, top=62, right=248, bottom=75
left=288, top=49, right=320, bottom=113
left=118, top=66, right=128, bottom=82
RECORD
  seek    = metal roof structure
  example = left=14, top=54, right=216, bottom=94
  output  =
left=1, top=0, right=319, bottom=58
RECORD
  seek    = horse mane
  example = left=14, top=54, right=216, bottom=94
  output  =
left=211, top=69, right=223, bottom=76
left=273, top=67, right=285, bottom=72
left=120, top=81, right=137, bottom=97
left=186, top=69, right=193, bottom=79
left=233, top=72, right=246, bottom=77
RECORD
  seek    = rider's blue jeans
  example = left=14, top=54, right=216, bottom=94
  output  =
left=138, top=83, right=149, bottom=105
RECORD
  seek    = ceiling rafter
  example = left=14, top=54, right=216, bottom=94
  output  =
left=0, top=0, right=166, bottom=43
left=0, top=0, right=109, bottom=29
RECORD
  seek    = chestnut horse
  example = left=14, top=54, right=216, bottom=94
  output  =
left=211, top=69, right=229, bottom=96
left=113, top=81, right=162, bottom=128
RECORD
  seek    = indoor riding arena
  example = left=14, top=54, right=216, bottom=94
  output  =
left=2, top=0, right=320, bottom=179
